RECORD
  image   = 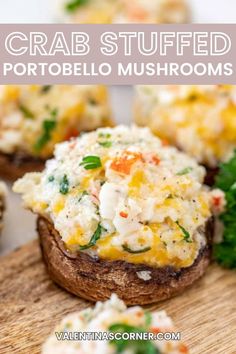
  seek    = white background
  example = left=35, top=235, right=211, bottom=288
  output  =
left=0, top=0, right=236, bottom=255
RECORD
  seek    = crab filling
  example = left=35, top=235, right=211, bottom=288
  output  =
left=14, top=126, right=224, bottom=268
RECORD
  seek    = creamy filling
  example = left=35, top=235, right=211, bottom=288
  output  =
left=0, top=85, right=111, bottom=158
left=13, top=126, right=225, bottom=268
left=135, top=85, right=236, bottom=167
left=42, top=294, right=189, bottom=354
left=62, top=0, right=188, bottom=24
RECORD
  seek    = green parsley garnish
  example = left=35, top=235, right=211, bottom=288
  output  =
left=59, top=175, right=69, bottom=195
left=34, top=108, right=58, bottom=153
left=176, top=221, right=192, bottom=243
left=176, top=167, right=193, bottom=176
left=65, top=0, right=88, bottom=12
left=144, top=311, right=152, bottom=328
left=78, top=191, right=88, bottom=202
left=122, top=244, right=151, bottom=254
left=98, top=132, right=111, bottom=139
left=80, top=223, right=102, bottom=250
left=98, top=141, right=112, bottom=148
left=48, top=175, right=55, bottom=182
left=80, top=155, right=102, bottom=170
left=19, top=105, right=34, bottom=119
left=214, top=150, right=236, bottom=268
left=215, top=150, right=236, bottom=191
left=98, top=132, right=112, bottom=148
left=109, top=323, right=160, bottom=354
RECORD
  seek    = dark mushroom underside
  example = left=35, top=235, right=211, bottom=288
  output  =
left=0, top=151, right=45, bottom=181
left=38, top=216, right=214, bottom=305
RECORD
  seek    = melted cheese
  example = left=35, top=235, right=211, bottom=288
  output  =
left=13, top=126, right=224, bottom=268
left=0, top=85, right=112, bottom=158
left=42, top=294, right=189, bottom=354
left=135, top=85, right=236, bottom=167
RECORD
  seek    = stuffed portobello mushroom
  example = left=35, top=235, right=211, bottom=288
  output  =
left=0, top=85, right=112, bottom=180
left=62, top=0, right=189, bottom=24
left=14, top=126, right=224, bottom=305
left=134, top=85, right=236, bottom=184
left=42, top=294, right=189, bottom=354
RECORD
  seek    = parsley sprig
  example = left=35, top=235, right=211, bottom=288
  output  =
left=214, top=150, right=236, bottom=268
left=19, top=105, right=34, bottom=119
left=109, top=323, right=160, bottom=354
left=122, top=244, right=151, bottom=254
left=59, top=175, right=69, bottom=195
left=80, top=223, right=102, bottom=250
left=80, top=155, right=102, bottom=170
left=98, top=133, right=111, bottom=139
left=144, top=312, right=152, bottom=328
left=176, top=221, right=192, bottom=243
left=99, top=141, right=112, bottom=148
left=65, top=0, right=88, bottom=12
left=78, top=191, right=88, bottom=202
left=98, top=132, right=112, bottom=148
left=34, top=108, right=58, bottom=153
left=176, top=167, right=193, bottom=176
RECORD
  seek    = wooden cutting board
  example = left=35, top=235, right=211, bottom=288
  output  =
left=0, top=240, right=235, bottom=354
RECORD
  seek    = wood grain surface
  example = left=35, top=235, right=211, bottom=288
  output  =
left=0, top=240, right=235, bottom=354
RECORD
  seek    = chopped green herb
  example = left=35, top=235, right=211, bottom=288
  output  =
left=80, top=223, right=102, bottom=250
left=144, top=311, right=152, bottom=328
left=176, top=167, right=193, bottom=176
left=34, top=109, right=58, bottom=152
left=41, top=85, right=52, bottom=94
left=98, top=132, right=111, bottom=139
left=65, top=0, right=88, bottom=12
left=78, top=191, right=88, bottom=202
left=59, top=175, right=69, bottom=195
left=214, top=150, right=236, bottom=268
left=122, top=244, right=151, bottom=254
left=80, top=155, right=102, bottom=170
left=109, top=323, right=160, bottom=354
left=176, top=221, right=192, bottom=243
left=48, top=175, right=55, bottom=182
left=98, top=141, right=112, bottom=148
left=19, top=105, right=34, bottom=119
left=98, top=132, right=112, bottom=148
left=34, top=120, right=57, bottom=152
left=215, top=150, right=236, bottom=191
left=50, top=108, right=58, bottom=118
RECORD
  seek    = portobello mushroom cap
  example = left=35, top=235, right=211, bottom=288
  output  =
left=0, top=125, right=113, bottom=182
left=204, top=166, right=219, bottom=187
left=0, top=151, right=45, bottom=181
left=38, top=216, right=214, bottom=306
